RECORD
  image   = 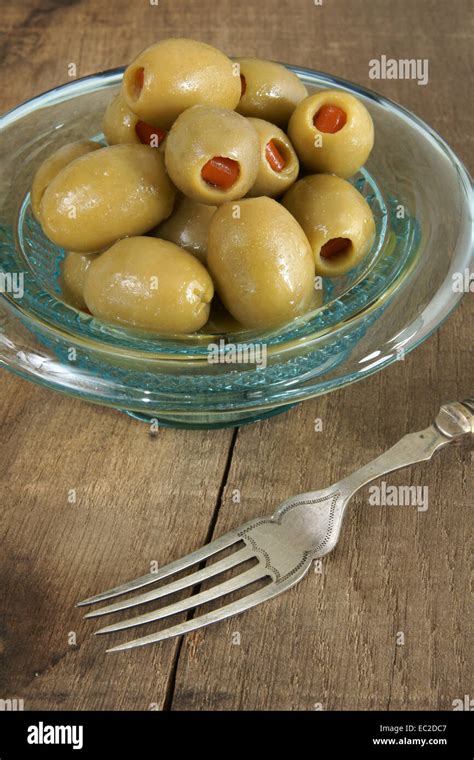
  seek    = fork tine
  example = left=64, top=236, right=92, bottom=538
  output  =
left=84, top=547, right=253, bottom=619
left=105, top=582, right=283, bottom=652
left=77, top=530, right=240, bottom=607
left=96, top=566, right=266, bottom=635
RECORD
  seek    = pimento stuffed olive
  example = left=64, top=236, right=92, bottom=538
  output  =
left=288, top=90, right=374, bottom=178
left=40, top=144, right=176, bottom=253
left=245, top=118, right=299, bottom=198
left=60, top=252, right=98, bottom=310
left=282, top=174, right=375, bottom=276
left=235, top=58, right=308, bottom=127
left=207, top=197, right=315, bottom=329
left=122, top=38, right=241, bottom=130
left=83, top=237, right=214, bottom=333
left=103, top=94, right=168, bottom=149
left=165, top=105, right=260, bottom=205
left=152, top=195, right=216, bottom=263
left=31, top=140, right=101, bottom=221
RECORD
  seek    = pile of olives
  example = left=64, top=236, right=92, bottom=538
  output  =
left=32, top=38, right=376, bottom=335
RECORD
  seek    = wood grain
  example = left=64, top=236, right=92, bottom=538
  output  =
left=0, top=0, right=472, bottom=711
left=0, top=370, right=234, bottom=709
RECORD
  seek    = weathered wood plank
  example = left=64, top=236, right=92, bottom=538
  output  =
left=0, top=371, right=234, bottom=709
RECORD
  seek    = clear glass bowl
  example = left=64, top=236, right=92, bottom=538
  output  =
left=0, top=66, right=471, bottom=428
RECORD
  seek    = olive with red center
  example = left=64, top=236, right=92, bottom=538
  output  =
left=122, top=38, right=241, bottom=130
left=282, top=174, right=376, bottom=276
left=288, top=90, right=374, bottom=178
left=165, top=105, right=260, bottom=205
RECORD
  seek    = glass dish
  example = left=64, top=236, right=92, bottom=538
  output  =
left=0, top=66, right=471, bottom=428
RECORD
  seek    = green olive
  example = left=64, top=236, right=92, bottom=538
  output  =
left=103, top=93, right=167, bottom=151
left=235, top=58, right=308, bottom=127
left=102, top=93, right=140, bottom=145
left=31, top=141, right=100, bottom=221
left=165, top=105, right=259, bottom=205
left=83, top=236, right=214, bottom=334
left=282, top=174, right=376, bottom=276
left=207, top=197, right=315, bottom=329
left=287, top=90, right=374, bottom=178
left=40, top=144, right=176, bottom=253
left=122, top=38, right=241, bottom=130
left=152, top=195, right=216, bottom=263
left=60, top=251, right=98, bottom=310
left=246, top=118, right=299, bottom=198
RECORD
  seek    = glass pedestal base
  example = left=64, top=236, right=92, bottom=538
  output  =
left=121, top=404, right=297, bottom=430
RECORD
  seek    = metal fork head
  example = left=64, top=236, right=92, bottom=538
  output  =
left=78, top=488, right=343, bottom=652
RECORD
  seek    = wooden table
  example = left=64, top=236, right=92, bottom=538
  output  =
left=1, top=0, right=472, bottom=711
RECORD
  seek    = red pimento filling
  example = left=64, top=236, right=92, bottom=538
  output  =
left=135, top=121, right=167, bottom=147
left=313, top=105, right=347, bottom=133
left=265, top=140, right=286, bottom=172
left=201, top=157, right=240, bottom=189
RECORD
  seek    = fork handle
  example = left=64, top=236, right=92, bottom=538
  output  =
left=337, top=399, right=474, bottom=498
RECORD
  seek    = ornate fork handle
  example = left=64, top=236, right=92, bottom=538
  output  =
left=338, top=399, right=474, bottom=498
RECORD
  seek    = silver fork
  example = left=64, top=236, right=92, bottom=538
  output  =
left=79, top=398, right=474, bottom=652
